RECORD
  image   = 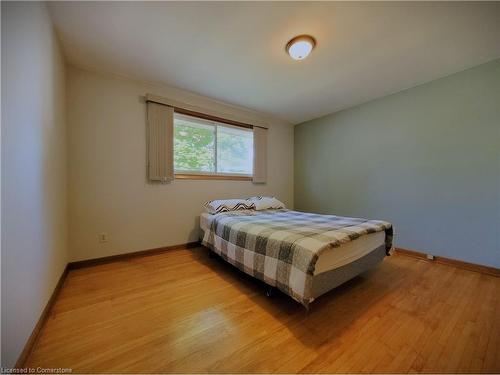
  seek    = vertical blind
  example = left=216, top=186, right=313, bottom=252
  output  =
left=252, top=126, right=267, bottom=183
left=147, top=102, right=174, bottom=182
left=146, top=98, right=267, bottom=184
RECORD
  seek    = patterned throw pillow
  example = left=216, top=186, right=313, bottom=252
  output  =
left=245, top=196, right=286, bottom=210
left=204, top=199, right=256, bottom=214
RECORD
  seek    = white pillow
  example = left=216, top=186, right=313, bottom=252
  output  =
left=246, top=196, right=286, bottom=210
left=204, top=198, right=255, bottom=214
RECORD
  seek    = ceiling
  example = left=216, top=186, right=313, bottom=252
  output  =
left=48, top=1, right=500, bottom=124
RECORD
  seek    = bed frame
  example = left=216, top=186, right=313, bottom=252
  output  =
left=201, top=229, right=387, bottom=303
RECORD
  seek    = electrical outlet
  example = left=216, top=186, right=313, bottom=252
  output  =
left=426, top=254, right=434, bottom=260
left=98, top=233, right=108, bottom=243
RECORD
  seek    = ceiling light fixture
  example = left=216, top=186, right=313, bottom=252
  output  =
left=286, top=35, right=316, bottom=61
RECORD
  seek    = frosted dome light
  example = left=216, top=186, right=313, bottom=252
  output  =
left=286, top=35, right=316, bottom=61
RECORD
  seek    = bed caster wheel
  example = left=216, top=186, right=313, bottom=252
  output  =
left=266, top=287, right=275, bottom=297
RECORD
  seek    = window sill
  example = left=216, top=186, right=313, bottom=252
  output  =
left=175, top=174, right=253, bottom=181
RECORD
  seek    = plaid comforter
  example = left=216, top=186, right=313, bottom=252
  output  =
left=202, top=209, right=393, bottom=306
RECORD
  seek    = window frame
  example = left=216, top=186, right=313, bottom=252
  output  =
left=173, top=110, right=254, bottom=180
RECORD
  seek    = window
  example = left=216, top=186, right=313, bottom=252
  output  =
left=174, top=113, right=253, bottom=178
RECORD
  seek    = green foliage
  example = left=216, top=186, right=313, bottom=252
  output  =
left=217, top=128, right=253, bottom=174
left=174, top=122, right=214, bottom=172
left=174, top=119, right=253, bottom=175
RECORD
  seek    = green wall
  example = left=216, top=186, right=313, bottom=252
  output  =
left=295, top=59, right=500, bottom=267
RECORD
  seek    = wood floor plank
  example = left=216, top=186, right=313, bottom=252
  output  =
left=25, top=247, right=500, bottom=373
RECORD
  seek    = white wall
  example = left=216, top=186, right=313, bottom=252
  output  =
left=67, top=66, right=294, bottom=261
left=1, top=2, right=68, bottom=367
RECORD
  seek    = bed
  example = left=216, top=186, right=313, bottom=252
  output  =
left=200, top=207, right=393, bottom=307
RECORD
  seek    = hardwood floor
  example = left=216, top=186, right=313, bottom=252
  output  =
left=26, top=247, right=500, bottom=373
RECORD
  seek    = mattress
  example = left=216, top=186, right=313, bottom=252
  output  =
left=199, top=212, right=385, bottom=276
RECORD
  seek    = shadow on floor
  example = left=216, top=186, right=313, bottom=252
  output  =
left=188, top=245, right=407, bottom=349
